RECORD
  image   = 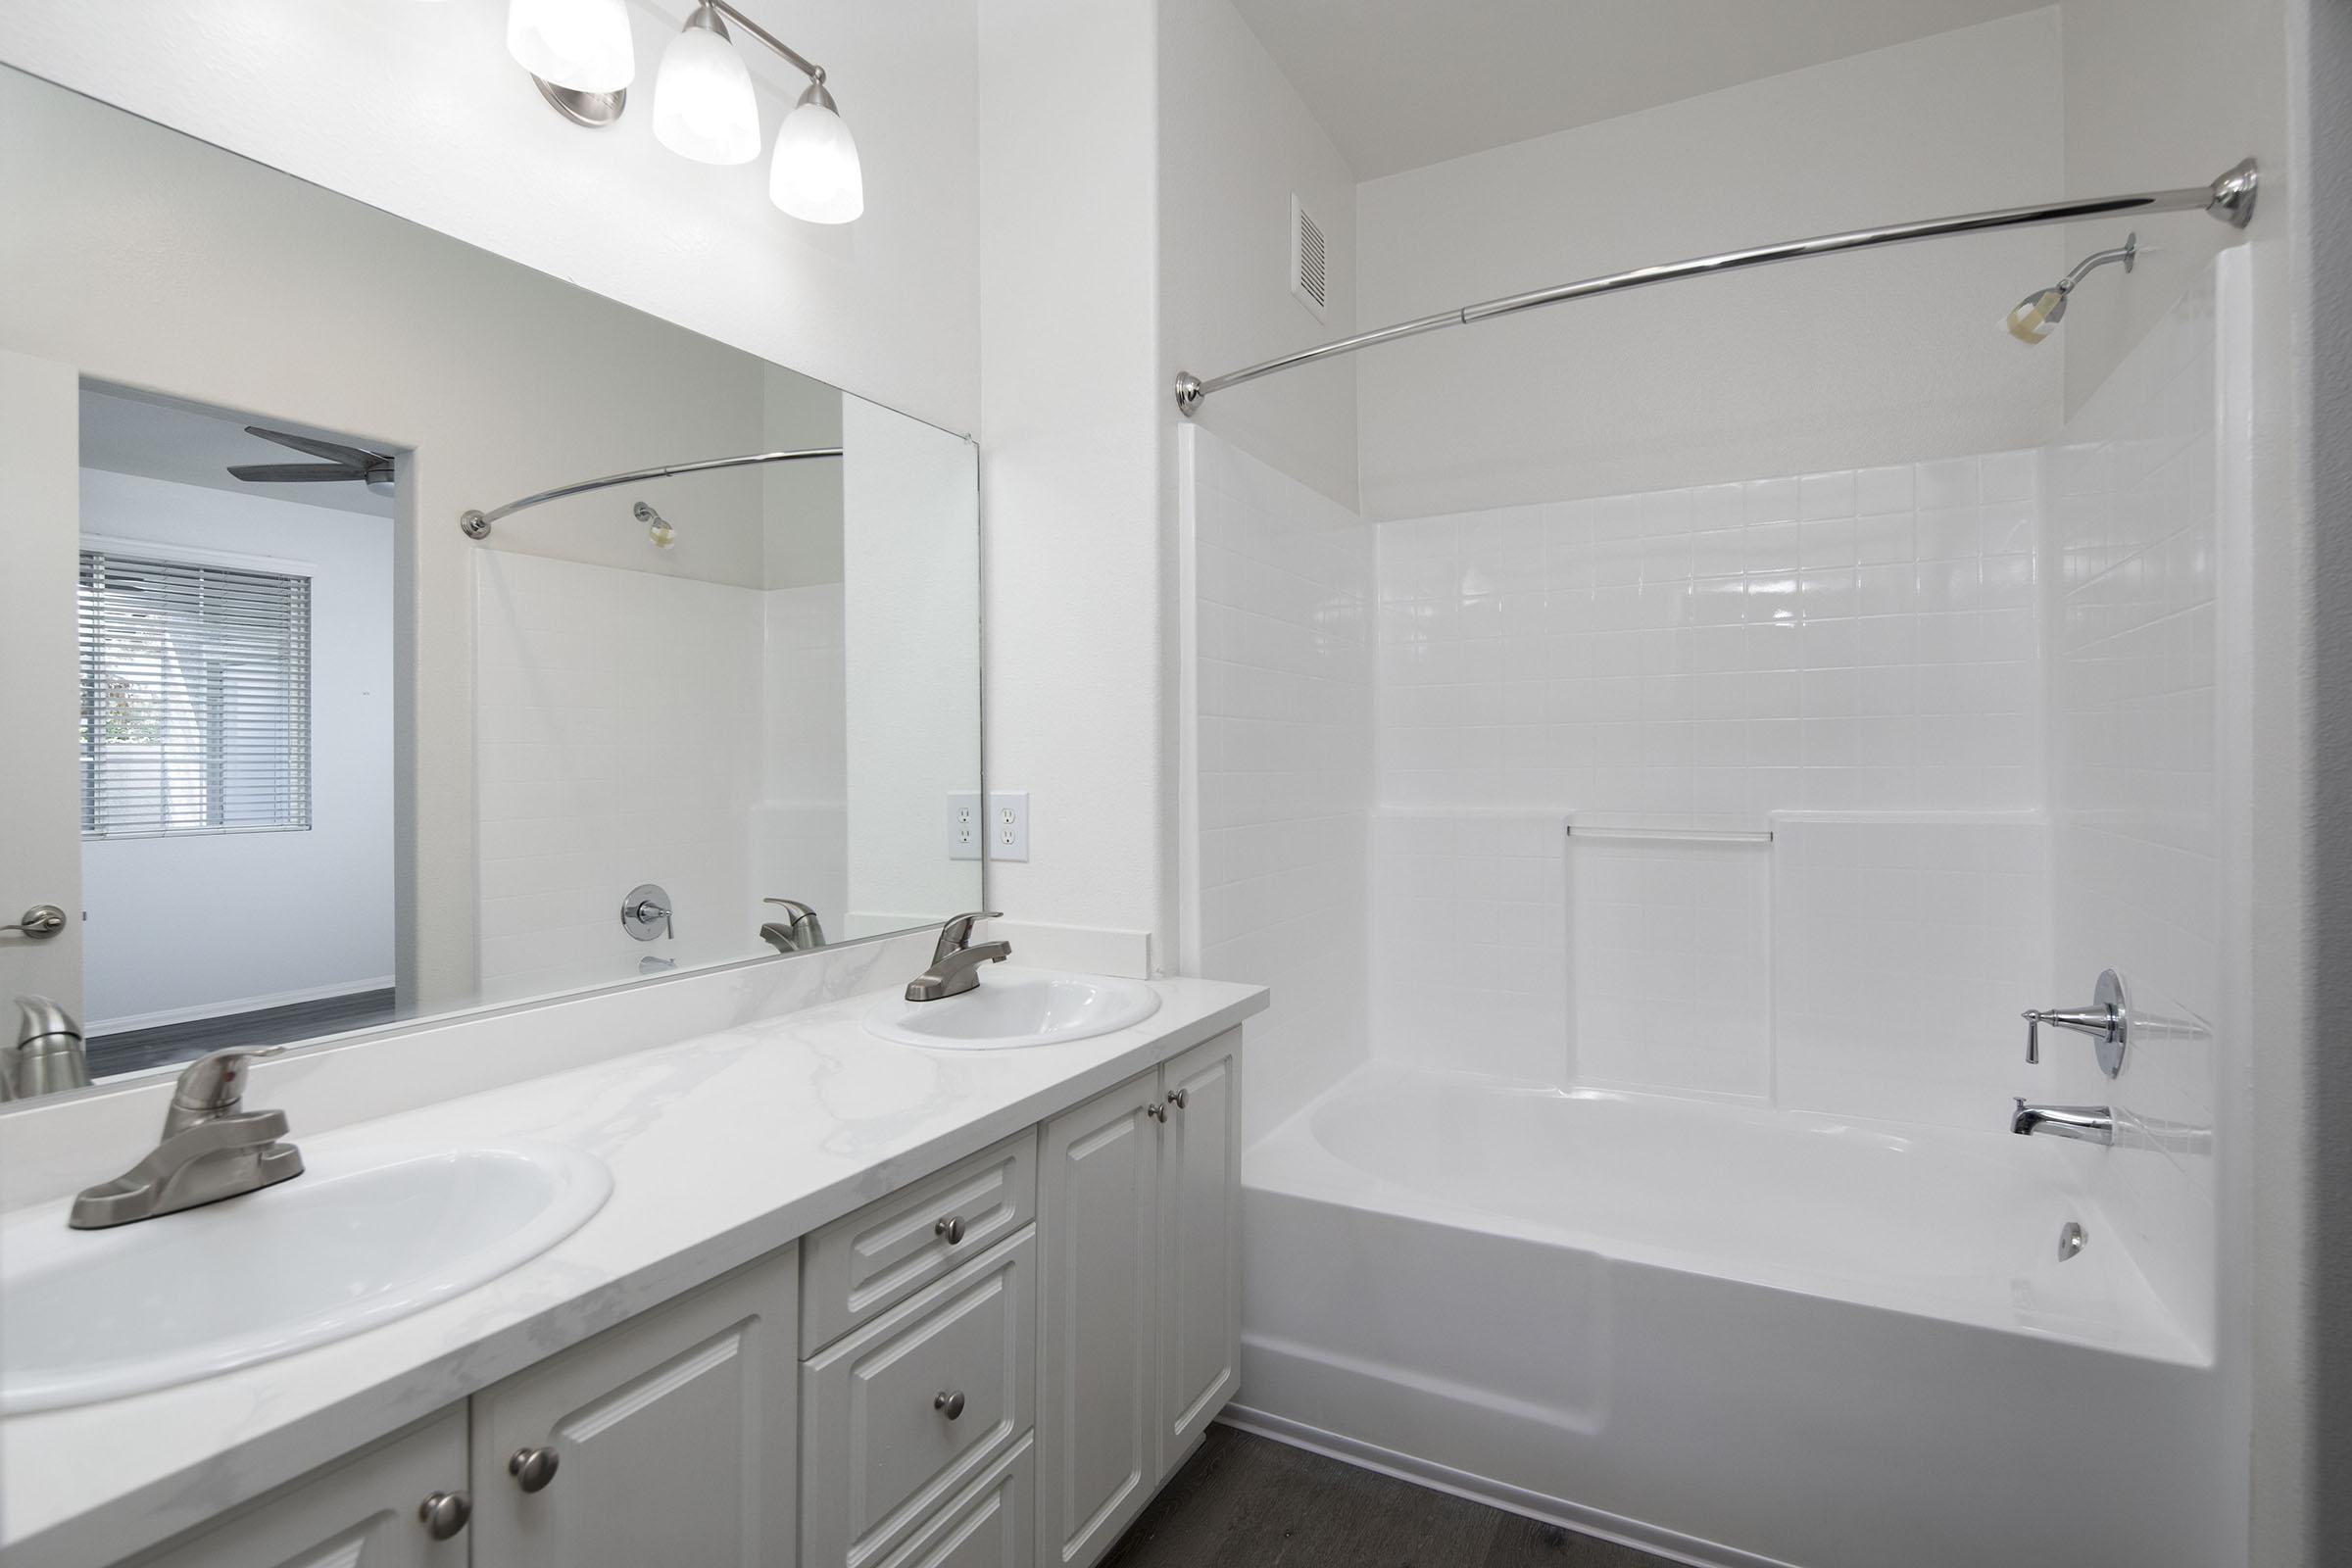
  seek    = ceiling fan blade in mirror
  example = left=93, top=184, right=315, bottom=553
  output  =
left=241, top=425, right=390, bottom=467
left=225, top=462, right=368, bottom=482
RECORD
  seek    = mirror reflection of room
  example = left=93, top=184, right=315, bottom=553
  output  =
left=74, top=390, right=396, bottom=1075
left=0, top=61, right=981, bottom=1084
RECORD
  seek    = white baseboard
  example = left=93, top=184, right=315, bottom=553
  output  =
left=1215, top=1403, right=1802, bottom=1568
left=89, top=977, right=395, bottom=1036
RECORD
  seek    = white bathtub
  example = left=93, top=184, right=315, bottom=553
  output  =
left=1234, top=1066, right=2234, bottom=1568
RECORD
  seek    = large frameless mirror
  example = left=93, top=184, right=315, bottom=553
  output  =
left=0, top=62, right=981, bottom=1088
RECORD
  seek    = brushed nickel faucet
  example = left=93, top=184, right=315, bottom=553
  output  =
left=70, top=1047, right=305, bottom=1228
left=4, top=996, right=91, bottom=1101
left=760, top=898, right=827, bottom=955
left=2010, top=1099, right=2116, bottom=1146
left=906, top=911, right=1009, bottom=1003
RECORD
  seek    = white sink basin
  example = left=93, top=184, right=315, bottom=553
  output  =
left=0, top=1140, right=611, bottom=1414
left=862, top=966, right=1161, bottom=1050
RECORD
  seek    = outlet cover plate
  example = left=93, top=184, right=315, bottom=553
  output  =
left=990, top=792, right=1030, bottom=861
left=948, top=792, right=981, bottom=860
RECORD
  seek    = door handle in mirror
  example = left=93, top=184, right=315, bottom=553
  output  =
left=1, top=906, right=66, bottom=940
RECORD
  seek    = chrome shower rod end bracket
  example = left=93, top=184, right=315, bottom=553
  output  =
left=461, top=510, right=492, bottom=540
left=2208, top=157, right=2259, bottom=228
left=1174, top=371, right=1204, bottom=418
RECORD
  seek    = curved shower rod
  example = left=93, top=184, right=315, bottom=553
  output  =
left=1173, top=157, right=2259, bottom=417
left=459, top=446, right=844, bottom=538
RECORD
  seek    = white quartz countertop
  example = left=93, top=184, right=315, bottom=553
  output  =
left=0, top=970, right=1266, bottom=1568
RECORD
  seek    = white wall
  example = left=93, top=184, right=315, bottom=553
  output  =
left=77, top=472, right=395, bottom=1028
left=1353, top=11, right=2067, bottom=519
left=978, top=0, right=1170, bottom=959
left=1158, top=0, right=1358, bottom=510
left=2059, top=0, right=2285, bottom=416
left=0, top=1, right=980, bottom=438
left=841, top=396, right=982, bottom=934
left=2289, top=6, right=2352, bottom=1559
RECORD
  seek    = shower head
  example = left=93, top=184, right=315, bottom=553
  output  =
left=2005, top=285, right=2069, bottom=344
left=632, top=499, right=676, bottom=548
left=2005, top=232, right=2136, bottom=345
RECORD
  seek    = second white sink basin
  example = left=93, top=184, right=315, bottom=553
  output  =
left=0, top=1140, right=611, bottom=1414
left=862, top=966, right=1161, bottom=1050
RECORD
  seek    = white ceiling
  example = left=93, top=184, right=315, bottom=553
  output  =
left=79, top=387, right=395, bottom=518
left=1227, top=0, right=2054, bottom=178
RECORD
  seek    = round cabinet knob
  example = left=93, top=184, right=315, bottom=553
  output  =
left=509, top=1446, right=561, bottom=1493
left=934, top=1214, right=966, bottom=1245
left=934, top=1390, right=966, bottom=1420
left=1167, top=1088, right=1190, bottom=1110
left=417, top=1490, right=472, bottom=1541
left=1145, top=1102, right=1167, bottom=1122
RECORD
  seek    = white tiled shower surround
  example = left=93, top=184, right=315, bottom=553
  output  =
left=2036, top=255, right=2242, bottom=1355
left=473, top=554, right=848, bottom=1004
left=1375, top=453, right=2043, bottom=819
left=1193, top=236, right=2233, bottom=1188
left=1366, top=449, right=2055, bottom=1118
left=1187, top=425, right=2063, bottom=1128
left=757, top=583, right=850, bottom=937
left=1186, top=427, right=1373, bottom=1141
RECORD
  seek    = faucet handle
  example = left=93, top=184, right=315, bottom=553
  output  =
left=169, top=1046, right=285, bottom=1121
left=2019, top=970, right=2132, bottom=1077
left=932, top=910, right=1003, bottom=960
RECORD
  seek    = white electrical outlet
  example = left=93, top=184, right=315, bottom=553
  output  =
left=990, top=791, right=1030, bottom=861
left=947, top=792, right=981, bottom=860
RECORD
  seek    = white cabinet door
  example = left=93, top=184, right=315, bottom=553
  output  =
left=469, top=1245, right=799, bottom=1568
left=127, top=1409, right=469, bottom=1568
left=1035, top=1073, right=1162, bottom=1568
left=1157, top=1030, right=1241, bottom=1458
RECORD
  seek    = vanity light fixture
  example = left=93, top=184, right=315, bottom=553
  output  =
left=653, top=5, right=761, bottom=165
left=507, top=0, right=636, bottom=126
left=514, top=0, right=866, bottom=224
left=768, top=69, right=862, bottom=223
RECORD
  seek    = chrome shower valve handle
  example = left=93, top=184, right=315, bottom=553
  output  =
left=2021, top=969, right=2131, bottom=1078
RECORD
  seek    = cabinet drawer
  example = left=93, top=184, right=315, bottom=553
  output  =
left=802, top=1228, right=1036, bottom=1568
left=803, top=1129, right=1036, bottom=1351
left=875, top=1433, right=1033, bottom=1568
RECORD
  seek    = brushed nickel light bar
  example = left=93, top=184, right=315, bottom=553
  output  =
left=1172, top=158, right=2259, bottom=417
left=459, top=446, right=842, bottom=538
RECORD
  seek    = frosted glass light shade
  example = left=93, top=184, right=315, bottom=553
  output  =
left=506, top=0, right=635, bottom=95
left=769, top=97, right=864, bottom=223
left=654, top=24, right=760, bottom=165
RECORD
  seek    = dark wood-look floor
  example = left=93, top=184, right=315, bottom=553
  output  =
left=1100, top=1426, right=1678, bottom=1568
left=87, top=988, right=399, bottom=1076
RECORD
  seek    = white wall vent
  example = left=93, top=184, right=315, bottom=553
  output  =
left=1290, top=195, right=1329, bottom=322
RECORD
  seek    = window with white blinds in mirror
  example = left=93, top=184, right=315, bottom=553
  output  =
left=78, top=547, right=313, bottom=838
